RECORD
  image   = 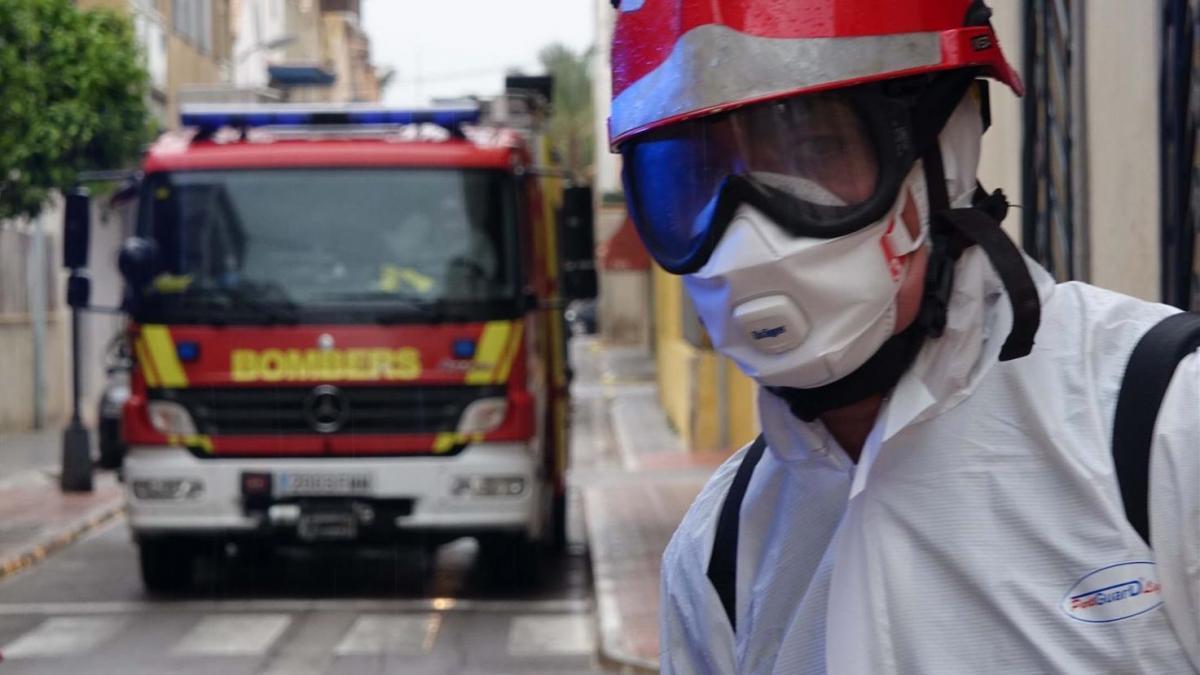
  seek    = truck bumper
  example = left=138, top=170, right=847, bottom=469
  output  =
left=123, top=442, right=544, bottom=542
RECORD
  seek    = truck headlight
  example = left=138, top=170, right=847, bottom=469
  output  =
left=457, top=397, right=508, bottom=435
left=132, top=478, right=204, bottom=500
left=147, top=400, right=197, bottom=436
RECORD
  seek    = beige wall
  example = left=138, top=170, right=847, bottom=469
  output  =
left=321, top=13, right=379, bottom=102
left=977, top=2, right=1025, bottom=243
left=0, top=316, right=71, bottom=430
left=1085, top=1, right=1160, bottom=300
left=600, top=271, right=652, bottom=347
left=978, top=1, right=1163, bottom=300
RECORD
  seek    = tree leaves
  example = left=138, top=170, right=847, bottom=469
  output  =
left=0, top=0, right=152, bottom=220
left=537, top=43, right=595, bottom=183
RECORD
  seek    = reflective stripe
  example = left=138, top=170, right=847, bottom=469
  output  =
left=141, top=325, right=189, bottom=388
left=466, top=321, right=513, bottom=385
left=432, top=431, right=483, bottom=454
left=134, top=338, right=160, bottom=388
left=611, top=25, right=943, bottom=144
left=494, top=322, right=525, bottom=383
left=433, top=432, right=460, bottom=454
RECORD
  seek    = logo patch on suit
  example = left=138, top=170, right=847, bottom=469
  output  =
left=1061, top=561, right=1163, bottom=623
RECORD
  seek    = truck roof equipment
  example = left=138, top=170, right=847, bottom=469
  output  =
left=179, top=104, right=483, bottom=137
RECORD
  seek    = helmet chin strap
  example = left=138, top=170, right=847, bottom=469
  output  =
left=769, top=138, right=1042, bottom=423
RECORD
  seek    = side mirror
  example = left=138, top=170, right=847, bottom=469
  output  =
left=118, top=236, right=160, bottom=291
left=559, top=185, right=598, bottom=301
left=63, top=188, right=91, bottom=270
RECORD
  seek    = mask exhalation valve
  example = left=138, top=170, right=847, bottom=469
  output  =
left=732, top=295, right=810, bottom=355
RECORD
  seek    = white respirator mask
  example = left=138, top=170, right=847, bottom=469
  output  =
left=684, top=167, right=931, bottom=388
left=622, top=80, right=992, bottom=399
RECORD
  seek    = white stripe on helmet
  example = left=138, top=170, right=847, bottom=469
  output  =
left=611, top=25, right=943, bottom=145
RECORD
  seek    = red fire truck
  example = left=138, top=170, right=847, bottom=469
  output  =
left=66, top=83, right=596, bottom=591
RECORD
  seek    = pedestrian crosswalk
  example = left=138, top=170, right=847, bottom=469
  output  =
left=2, top=616, right=131, bottom=659
left=0, top=608, right=598, bottom=667
left=170, top=613, right=292, bottom=656
left=333, top=614, right=441, bottom=656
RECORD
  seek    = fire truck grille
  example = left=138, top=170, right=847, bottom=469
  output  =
left=151, top=385, right=506, bottom=436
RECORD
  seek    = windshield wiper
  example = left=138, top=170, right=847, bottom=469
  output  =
left=306, top=291, right=449, bottom=324
left=374, top=301, right=448, bottom=324
left=191, top=282, right=301, bottom=325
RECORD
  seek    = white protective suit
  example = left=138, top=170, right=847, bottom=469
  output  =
left=660, top=251, right=1200, bottom=673
left=659, top=101, right=1200, bottom=674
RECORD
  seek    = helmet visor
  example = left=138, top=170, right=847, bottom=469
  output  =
left=621, top=86, right=913, bottom=273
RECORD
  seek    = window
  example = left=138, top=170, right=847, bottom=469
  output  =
left=171, top=0, right=212, bottom=54
left=1160, top=0, right=1200, bottom=309
left=1021, top=0, right=1088, bottom=281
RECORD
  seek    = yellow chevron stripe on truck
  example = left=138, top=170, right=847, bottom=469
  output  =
left=167, top=434, right=214, bottom=454
left=134, top=337, right=160, bottom=387
left=466, top=321, right=512, bottom=385
left=494, top=322, right=524, bottom=383
left=432, top=432, right=484, bottom=454
left=141, top=325, right=189, bottom=388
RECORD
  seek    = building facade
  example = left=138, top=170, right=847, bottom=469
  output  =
left=983, top=1, right=1198, bottom=308
left=231, top=0, right=381, bottom=103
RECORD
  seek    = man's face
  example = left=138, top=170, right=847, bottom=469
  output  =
left=740, top=95, right=879, bottom=206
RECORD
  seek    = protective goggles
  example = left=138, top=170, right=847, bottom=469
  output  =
left=620, top=82, right=923, bottom=275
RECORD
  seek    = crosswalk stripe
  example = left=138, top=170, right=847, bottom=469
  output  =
left=506, top=614, right=596, bottom=657
left=171, top=613, right=291, bottom=656
left=333, top=614, right=442, bottom=656
left=258, top=612, right=354, bottom=675
left=0, top=597, right=591, bottom=615
left=1, top=616, right=131, bottom=658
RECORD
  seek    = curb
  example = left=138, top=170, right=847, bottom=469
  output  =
left=0, top=496, right=126, bottom=582
left=582, top=488, right=661, bottom=674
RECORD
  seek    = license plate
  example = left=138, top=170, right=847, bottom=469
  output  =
left=275, top=472, right=373, bottom=497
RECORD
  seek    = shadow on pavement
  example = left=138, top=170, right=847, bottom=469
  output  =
left=168, top=537, right=592, bottom=603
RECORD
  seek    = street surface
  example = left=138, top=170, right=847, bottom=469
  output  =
left=0, top=340, right=627, bottom=674
left=0, top=515, right=606, bottom=674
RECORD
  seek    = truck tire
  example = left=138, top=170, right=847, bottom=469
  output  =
left=548, top=491, right=568, bottom=553
left=138, top=539, right=195, bottom=594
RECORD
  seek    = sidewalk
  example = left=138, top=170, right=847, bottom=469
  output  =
left=0, top=429, right=125, bottom=582
left=571, top=339, right=729, bottom=672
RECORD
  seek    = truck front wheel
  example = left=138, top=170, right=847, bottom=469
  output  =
left=138, top=538, right=196, bottom=594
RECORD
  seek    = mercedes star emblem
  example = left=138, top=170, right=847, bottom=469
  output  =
left=304, top=384, right=349, bottom=434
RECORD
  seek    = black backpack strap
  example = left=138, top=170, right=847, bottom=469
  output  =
left=1112, top=311, right=1200, bottom=546
left=707, top=434, right=768, bottom=633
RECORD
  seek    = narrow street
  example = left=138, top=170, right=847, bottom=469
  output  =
left=0, top=340, right=634, bottom=674
left=0, top=520, right=600, bottom=674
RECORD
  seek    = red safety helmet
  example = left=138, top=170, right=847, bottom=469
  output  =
left=609, top=0, right=1022, bottom=275
left=609, top=0, right=1021, bottom=149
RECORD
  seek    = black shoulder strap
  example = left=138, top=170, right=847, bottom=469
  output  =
left=1112, top=311, right=1200, bottom=546
left=707, top=434, right=768, bottom=633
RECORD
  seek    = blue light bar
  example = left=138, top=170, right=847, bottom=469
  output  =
left=179, top=104, right=483, bottom=135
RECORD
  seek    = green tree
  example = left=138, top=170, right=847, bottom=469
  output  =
left=0, top=0, right=152, bottom=220
left=537, top=43, right=594, bottom=182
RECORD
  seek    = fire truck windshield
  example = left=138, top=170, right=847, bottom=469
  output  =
left=134, top=168, right=521, bottom=324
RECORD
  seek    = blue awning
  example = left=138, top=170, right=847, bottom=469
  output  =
left=268, top=64, right=336, bottom=87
